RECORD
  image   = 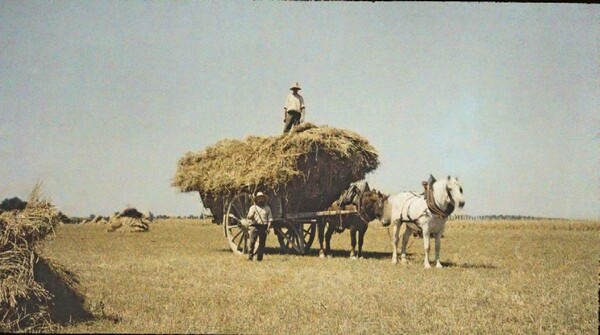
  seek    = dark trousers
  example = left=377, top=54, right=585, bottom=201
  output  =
left=283, top=110, right=301, bottom=133
left=248, top=224, right=268, bottom=261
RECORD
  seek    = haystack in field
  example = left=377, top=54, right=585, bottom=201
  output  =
left=81, top=216, right=107, bottom=225
left=93, top=216, right=109, bottom=224
left=55, top=211, right=72, bottom=224
left=106, top=208, right=150, bottom=233
left=0, top=186, right=90, bottom=331
left=173, top=123, right=379, bottom=223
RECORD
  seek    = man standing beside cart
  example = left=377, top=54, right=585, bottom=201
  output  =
left=283, top=82, right=305, bottom=133
left=246, top=192, right=273, bottom=261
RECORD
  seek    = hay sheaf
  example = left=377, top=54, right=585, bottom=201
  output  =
left=0, top=186, right=90, bottom=331
left=106, top=208, right=150, bottom=233
left=172, top=123, right=379, bottom=221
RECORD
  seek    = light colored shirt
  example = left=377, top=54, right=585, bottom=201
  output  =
left=284, top=93, right=305, bottom=122
left=247, top=204, right=273, bottom=226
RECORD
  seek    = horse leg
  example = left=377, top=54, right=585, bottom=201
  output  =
left=325, top=223, right=335, bottom=258
left=318, top=219, right=326, bottom=258
left=434, top=231, right=443, bottom=268
left=421, top=221, right=432, bottom=269
left=400, top=226, right=412, bottom=264
left=391, top=221, right=401, bottom=264
left=357, top=224, right=367, bottom=259
left=350, top=226, right=357, bottom=259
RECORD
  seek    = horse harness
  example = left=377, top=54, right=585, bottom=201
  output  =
left=397, top=182, right=454, bottom=232
left=355, top=191, right=375, bottom=223
left=396, top=191, right=427, bottom=232
left=333, top=183, right=373, bottom=231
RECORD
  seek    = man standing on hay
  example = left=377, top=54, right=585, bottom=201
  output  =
left=246, top=192, right=273, bottom=261
left=283, top=82, right=305, bottom=133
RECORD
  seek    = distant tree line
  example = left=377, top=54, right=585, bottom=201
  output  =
left=0, top=197, right=27, bottom=211
left=66, top=213, right=210, bottom=223
left=449, top=214, right=562, bottom=221
left=3, top=197, right=561, bottom=223
left=1, top=197, right=213, bottom=223
left=154, top=214, right=210, bottom=220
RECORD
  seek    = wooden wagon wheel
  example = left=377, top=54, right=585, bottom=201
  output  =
left=274, top=222, right=306, bottom=255
left=302, top=222, right=317, bottom=250
left=223, top=192, right=258, bottom=255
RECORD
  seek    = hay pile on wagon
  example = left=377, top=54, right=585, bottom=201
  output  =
left=173, top=123, right=379, bottom=222
left=0, top=186, right=89, bottom=331
left=106, top=208, right=151, bottom=233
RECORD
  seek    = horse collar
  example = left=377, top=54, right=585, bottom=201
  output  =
left=425, top=182, right=453, bottom=218
left=356, top=192, right=374, bottom=223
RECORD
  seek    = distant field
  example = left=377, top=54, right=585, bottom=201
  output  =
left=41, top=219, right=599, bottom=334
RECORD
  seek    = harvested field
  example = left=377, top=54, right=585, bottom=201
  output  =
left=42, top=219, right=599, bottom=334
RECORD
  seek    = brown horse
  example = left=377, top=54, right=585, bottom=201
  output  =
left=317, top=190, right=385, bottom=259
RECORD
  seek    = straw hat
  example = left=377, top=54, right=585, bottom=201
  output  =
left=254, top=191, right=269, bottom=201
left=290, top=82, right=301, bottom=90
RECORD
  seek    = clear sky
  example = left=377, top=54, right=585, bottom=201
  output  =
left=1, top=2, right=598, bottom=219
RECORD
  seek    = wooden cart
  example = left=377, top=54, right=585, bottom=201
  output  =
left=221, top=191, right=358, bottom=255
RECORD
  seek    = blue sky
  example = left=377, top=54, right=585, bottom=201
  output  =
left=1, top=2, right=598, bottom=219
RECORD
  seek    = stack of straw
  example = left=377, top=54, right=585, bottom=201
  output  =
left=106, top=208, right=150, bottom=233
left=55, top=211, right=72, bottom=225
left=0, top=185, right=88, bottom=331
left=173, top=123, right=379, bottom=223
left=80, top=216, right=108, bottom=225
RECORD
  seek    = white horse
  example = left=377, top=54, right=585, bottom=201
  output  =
left=376, top=175, right=465, bottom=268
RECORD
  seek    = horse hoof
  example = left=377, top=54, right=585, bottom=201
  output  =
left=400, top=258, right=408, bottom=265
left=424, top=264, right=431, bottom=269
left=392, top=259, right=398, bottom=264
left=435, top=263, right=443, bottom=268
left=351, top=256, right=357, bottom=260
left=319, top=254, right=325, bottom=259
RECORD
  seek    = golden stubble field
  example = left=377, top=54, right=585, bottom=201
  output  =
left=41, top=219, right=599, bottom=334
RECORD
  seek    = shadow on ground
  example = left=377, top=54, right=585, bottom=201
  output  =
left=216, top=247, right=498, bottom=269
left=34, top=258, right=93, bottom=325
left=35, top=258, right=121, bottom=327
left=302, top=248, right=394, bottom=260
left=440, top=261, right=498, bottom=269
left=217, top=246, right=395, bottom=260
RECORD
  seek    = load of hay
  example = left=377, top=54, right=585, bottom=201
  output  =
left=0, top=186, right=89, bottom=331
left=173, top=123, right=379, bottom=222
left=106, top=208, right=151, bottom=233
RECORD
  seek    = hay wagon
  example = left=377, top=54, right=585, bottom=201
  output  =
left=220, top=190, right=359, bottom=255
left=173, top=123, right=379, bottom=256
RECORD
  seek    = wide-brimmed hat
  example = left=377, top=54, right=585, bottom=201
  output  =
left=290, top=82, right=301, bottom=90
left=254, top=191, right=269, bottom=201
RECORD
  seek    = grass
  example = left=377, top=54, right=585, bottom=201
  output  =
left=40, top=219, right=599, bottom=334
